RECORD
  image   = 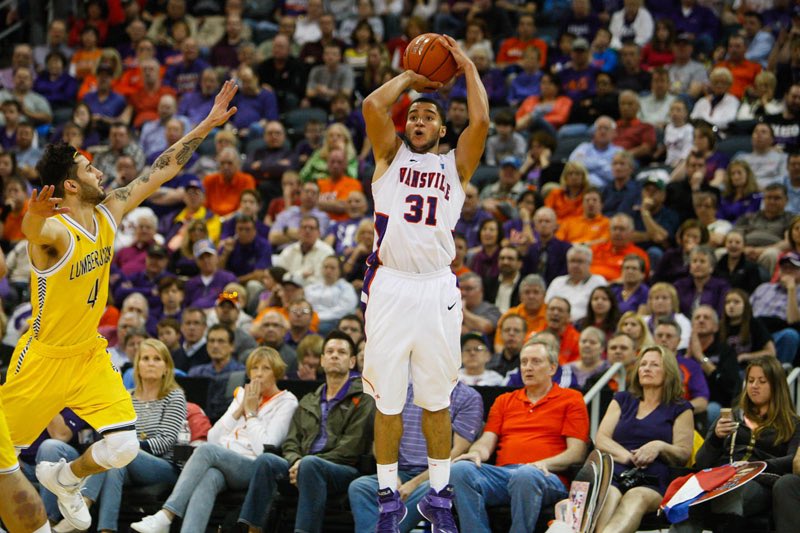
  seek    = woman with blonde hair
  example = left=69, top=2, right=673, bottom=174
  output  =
left=299, top=123, right=358, bottom=182
left=617, top=311, right=655, bottom=352
left=642, top=283, right=692, bottom=350
left=89, top=339, right=187, bottom=532
left=670, top=357, right=800, bottom=533
left=543, top=161, right=589, bottom=223
left=719, top=160, right=762, bottom=222
left=596, top=345, right=693, bottom=533
left=132, top=347, right=299, bottom=532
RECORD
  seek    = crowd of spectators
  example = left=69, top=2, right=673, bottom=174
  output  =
left=3, top=0, right=800, bottom=531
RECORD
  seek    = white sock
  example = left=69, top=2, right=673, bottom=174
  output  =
left=376, top=462, right=399, bottom=491
left=32, top=522, right=51, bottom=533
left=428, top=457, right=450, bottom=493
left=57, top=462, right=81, bottom=486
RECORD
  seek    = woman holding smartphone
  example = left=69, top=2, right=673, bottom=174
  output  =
left=669, top=357, right=800, bottom=533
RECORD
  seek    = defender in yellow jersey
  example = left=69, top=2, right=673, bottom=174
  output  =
left=0, top=250, right=52, bottom=533
left=0, top=81, right=239, bottom=531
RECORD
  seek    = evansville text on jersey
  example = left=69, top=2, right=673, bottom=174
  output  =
left=398, top=167, right=451, bottom=200
left=69, top=245, right=113, bottom=280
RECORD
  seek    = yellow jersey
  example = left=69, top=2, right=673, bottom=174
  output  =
left=28, top=205, right=116, bottom=346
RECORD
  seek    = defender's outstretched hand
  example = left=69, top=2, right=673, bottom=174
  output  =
left=205, top=79, right=239, bottom=127
left=28, top=186, right=70, bottom=218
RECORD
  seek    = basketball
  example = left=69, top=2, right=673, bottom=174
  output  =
left=403, top=33, right=459, bottom=84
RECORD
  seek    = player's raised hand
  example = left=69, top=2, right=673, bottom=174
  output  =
left=439, top=34, right=473, bottom=74
left=406, top=70, right=443, bottom=93
left=205, top=79, right=239, bottom=127
left=28, top=186, right=70, bottom=218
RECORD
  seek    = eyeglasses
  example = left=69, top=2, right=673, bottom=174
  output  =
left=463, top=345, right=487, bottom=353
left=290, top=308, right=312, bottom=315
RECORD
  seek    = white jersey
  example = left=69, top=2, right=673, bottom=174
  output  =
left=368, top=143, right=465, bottom=274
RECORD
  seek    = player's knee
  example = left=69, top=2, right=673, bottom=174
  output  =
left=92, top=430, right=139, bottom=469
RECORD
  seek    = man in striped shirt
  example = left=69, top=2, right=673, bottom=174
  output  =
left=348, top=383, right=484, bottom=532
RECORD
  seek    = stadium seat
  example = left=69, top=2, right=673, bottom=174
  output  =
left=717, top=135, right=752, bottom=158
left=284, top=107, right=328, bottom=141
left=471, top=164, right=499, bottom=191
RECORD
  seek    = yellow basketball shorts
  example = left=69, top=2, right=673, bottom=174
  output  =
left=0, top=396, right=20, bottom=474
left=1, top=334, right=136, bottom=452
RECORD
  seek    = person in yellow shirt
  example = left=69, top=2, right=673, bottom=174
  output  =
left=0, top=81, right=237, bottom=531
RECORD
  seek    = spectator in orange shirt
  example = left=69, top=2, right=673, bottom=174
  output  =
left=496, top=14, right=548, bottom=69
left=494, top=274, right=547, bottom=352
left=544, top=161, right=589, bottom=224
left=0, top=176, right=28, bottom=246
left=715, top=34, right=761, bottom=100
left=203, top=147, right=257, bottom=216
left=515, top=72, right=573, bottom=135
left=537, top=296, right=581, bottom=365
left=128, top=58, right=177, bottom=128
left=70, top=26, right=102, bottom=80
left=451, top=233, right=473, bottom=278
left=115, top=38, right=165, bottom=99
left=591, top=213, right=650, bottom=281
left=556, top=188, right=610, bottom=246
left=316, top=148, right=363, bottom=223
left=450, top=339, right=589, bottom=533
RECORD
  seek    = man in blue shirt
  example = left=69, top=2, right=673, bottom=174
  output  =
left=218, top=213, right=272, bottom=285
left=348, top=383, right=483, bottom=532
left=187, top=324, right=245, bottom=378
left=83, top=62, right=127, bottom=130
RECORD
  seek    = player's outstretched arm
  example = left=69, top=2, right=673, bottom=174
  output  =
left=102, top=80, right=239, bottom=224
left=21, top=185, right=71, bottom=246
left=362, top=70, right=442, bottom=165
left=441, top=36, right=490, bottom=187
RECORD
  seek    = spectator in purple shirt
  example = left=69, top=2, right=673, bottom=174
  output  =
left=184, top=239, right=238, bottom=309
left=672, top=245, right=731, bottom=317
left=114, top=243, right=171, bottom=313
left=34, top=51, right=78, bottom=112
left=113, top=212, right=159, bottom=277
left=163, top=38, right=209, bottom=97
left=82, top=62, right=127, bottom=128
left=670, top=0, right=719, bottom=55
left=521, top=207, right=572, bottom=285
left=455, top=184, right=495, bottom=250
left=653, top=318, right=710, bottom=417
left=449, top=47, right=507, bottom=107
left=560, top=37, right=600, bottom=101
left=218, top=213, right=272, bottom=295
left=178, top=67, right=219, bottom=128
left=230, top=65, right=279, bottom=136
left=561, top=0, right=602, bottom=41
left=210, top=14, right=247, bottom=71
left=324, top=190, right=369, bottom=256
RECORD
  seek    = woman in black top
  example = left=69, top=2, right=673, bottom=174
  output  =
left=718, top=288, right=776, bottom=369
left=713, top=230, right=763, bottom=295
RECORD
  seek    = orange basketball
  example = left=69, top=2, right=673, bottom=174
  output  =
left=403, top=33, right=458, bottom=84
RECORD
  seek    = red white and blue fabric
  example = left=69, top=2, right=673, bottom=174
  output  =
left=659, top=465, right=737, bottom=523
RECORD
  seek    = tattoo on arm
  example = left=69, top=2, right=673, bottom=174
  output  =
left=113, top=185, right=132, bottom=201
left=151, top=147, right=175, bottom=171
left=176, top=138, right=203, bottom=165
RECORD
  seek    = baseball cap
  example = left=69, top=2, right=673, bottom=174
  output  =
left=282, top=272, right=305, bottom=288
left=780, top=251, right=800, bottom=268
left=186, top=178, right=205, bottom=192
left=217, top=290, right=241, bottom=308
left=675, top=32, right=695, bottom=44
left=572, top=37, right=590, bottom=51
left=193, top=239, right=217, bottom=258
left=500, top=156, right=521, bottom=169
left=642, top=176, right=665, bottom=190
left=147, top=243, right=168, bottom=258
left=461, top=332, right=490, bottom=351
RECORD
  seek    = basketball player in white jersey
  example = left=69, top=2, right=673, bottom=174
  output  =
left=361, top=35, right=489, bottom=532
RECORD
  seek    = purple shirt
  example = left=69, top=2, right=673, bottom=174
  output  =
left=610, top=282, right=649, bottom=314
left=718, top=192, right=762, bottom=223
left=114, top=242, right=153, bottom=277
left=398, top=382, right=483, bottom=472
left=82, top=90, right=127, bottom=119
left=677, top=355, right=710, bottom=401
left=178, top=90, right=215, bottom=127
left=309, top=378, right=353, bottom=454
left=521, top=235, right=571, bottom=285
left=507, top=71, right=543, bottom=105
left=672, top=275, right=730, bottom=317
left=450, top=68, right=507, bottom=106
left=560, top=65, right=599, bottom=101
left=325, top=217, right=365, bottom=255
left=184, top=270, right=238, bottom=309
left=164, top=59, right=210, bottom=96
left=231, top=89, right=279, bottom=130
left=455, top=209, right=494, bottom=249
left=34, top=73, right=78, bottom=107
left=221, top=236, right=273, bottom=277
left=670, top=4, right=720, bottom=44
left=220, top=218, right=269, bottom=240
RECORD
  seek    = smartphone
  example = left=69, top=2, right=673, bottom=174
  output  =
left=720, top=408, right=732, bottom=420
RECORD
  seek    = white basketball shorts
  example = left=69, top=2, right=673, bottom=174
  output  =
left=362, top=265, right=462, bottom=415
